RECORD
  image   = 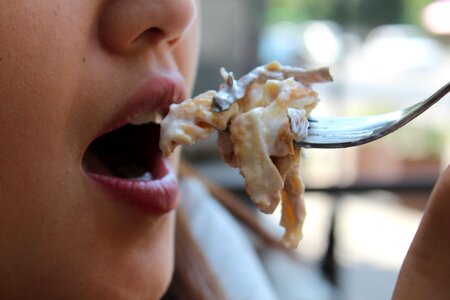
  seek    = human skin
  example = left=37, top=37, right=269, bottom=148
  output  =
left=0, top=0, right=199, bottom=299
left=393, top=165, right=450, bottom=299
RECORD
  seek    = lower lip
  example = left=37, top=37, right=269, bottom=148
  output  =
left=87, top=155, right=179, bottom=215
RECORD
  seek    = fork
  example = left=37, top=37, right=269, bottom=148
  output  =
left=294, top=82, right=450, bottom=149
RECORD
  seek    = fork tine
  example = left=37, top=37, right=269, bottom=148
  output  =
left=296, top=81, right=450, bottom=149
left=298, top=113, right=408, bottom=148
left=306, top=120, right=382, bottom=143
left=296, top=125, right=389, bottom=148
left=299, top=131, right=372, bottom=145
left=307, top=109, right=405, bottom=130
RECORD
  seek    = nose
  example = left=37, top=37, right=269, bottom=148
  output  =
left=99, top=0, right=197, bottom=53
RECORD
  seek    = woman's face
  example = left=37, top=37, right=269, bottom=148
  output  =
left=0, top=0, right=199, bottom=299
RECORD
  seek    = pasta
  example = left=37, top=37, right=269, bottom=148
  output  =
left=160, top=62, right=332, bottom=248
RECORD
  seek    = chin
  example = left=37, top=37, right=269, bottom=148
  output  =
left=94, top=212, right=176, bottom=300
left=43, top=211, right=176, bottom=300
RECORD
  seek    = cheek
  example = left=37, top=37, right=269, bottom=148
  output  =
left=0, top=1, right=92, bottom=260
left=0, top=2, right=95, bottom=179
left=172, top=9, right=201, bottom=94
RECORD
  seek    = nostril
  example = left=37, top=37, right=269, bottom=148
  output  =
left=139, top=28, right=182, bottom=47
left=139, top=27, right=165, bottom=44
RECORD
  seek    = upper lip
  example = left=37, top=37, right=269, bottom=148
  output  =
left=99, top=72, right=187, bottom=138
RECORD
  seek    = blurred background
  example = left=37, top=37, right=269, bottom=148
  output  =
left=187, top=0, right=450, bottom=299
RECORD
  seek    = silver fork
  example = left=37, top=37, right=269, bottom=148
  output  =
left=295, top=82, right=450, bottom=149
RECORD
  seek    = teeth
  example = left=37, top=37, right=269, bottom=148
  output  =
left=130, top=109, right=163, bottom=125
left=135, top=172, right=153, bottom=181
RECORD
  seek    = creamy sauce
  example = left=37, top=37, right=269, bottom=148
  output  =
left=212, top=61, right=332, bottom=112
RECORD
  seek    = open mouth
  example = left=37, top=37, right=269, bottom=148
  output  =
left=82, top=122, right=164, bottom=181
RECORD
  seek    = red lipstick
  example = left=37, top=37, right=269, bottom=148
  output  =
left=102, top=74, right=187, bottom=136
left=88, top=158, right=179, bottom=215
left=84, top=73, right=186, bottom=215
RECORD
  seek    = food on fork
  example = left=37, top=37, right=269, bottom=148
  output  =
left=160, top=62, right=332, bottom=248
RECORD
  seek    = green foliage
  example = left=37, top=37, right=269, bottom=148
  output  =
left=266, top=0, right=337, bottom=24
left=266, top=0, right=431, bottom=31
left=352, top=0, right=404, bottom=30
left=401, top=0, right=430, bottom=25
